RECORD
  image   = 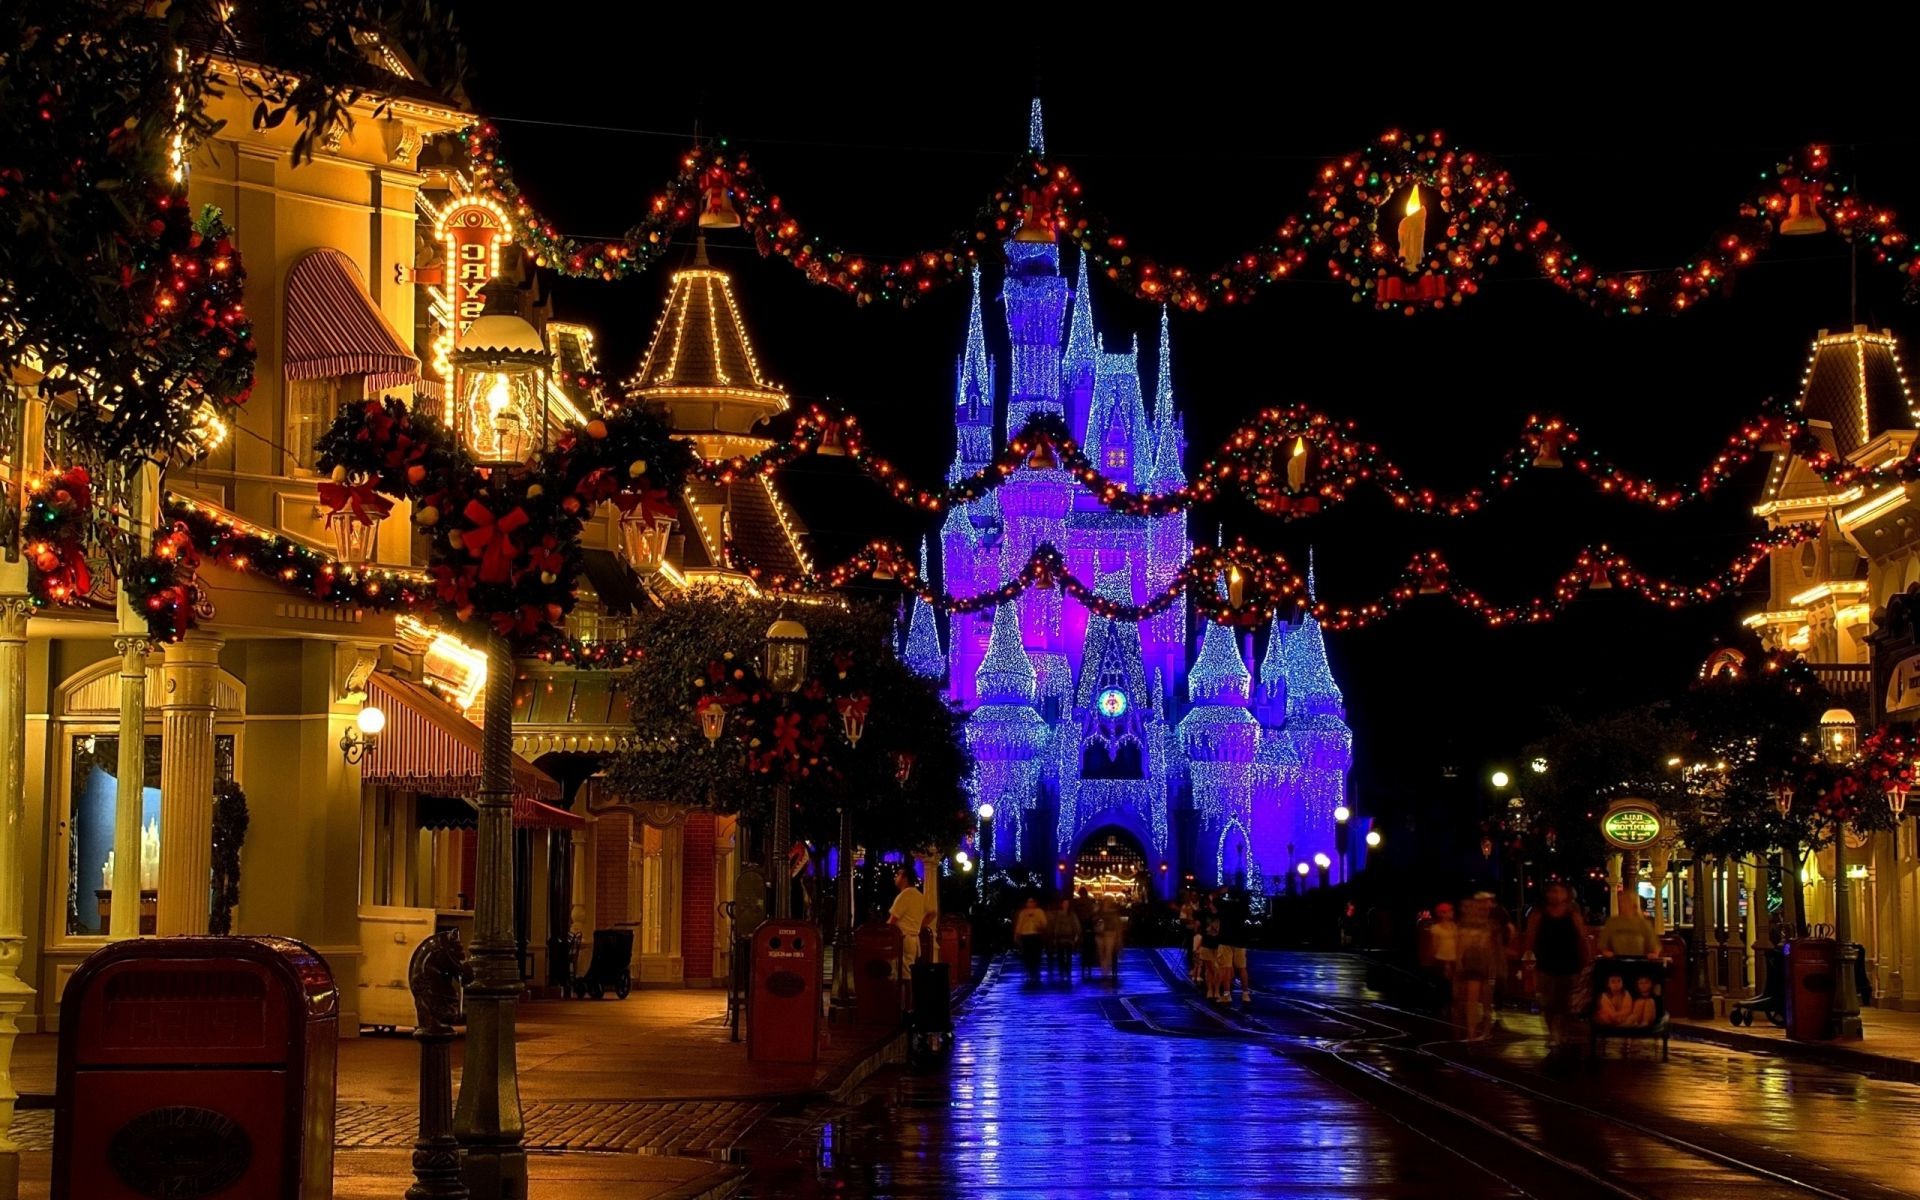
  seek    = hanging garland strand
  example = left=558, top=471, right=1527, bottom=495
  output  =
left=694, top=402, right=1801, bottom=523
left=462, top=124, right=1916, bottom=316
left=727, top=526, right=1810, bottom=632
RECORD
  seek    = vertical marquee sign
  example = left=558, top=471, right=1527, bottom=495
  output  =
left=431, top=196, right=511, bottom=413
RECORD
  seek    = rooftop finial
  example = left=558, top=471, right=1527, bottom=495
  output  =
left=1028, top=96, right=1046, bottom=156
left=1307, top=545, right=1317, bottom=605
left=1156, top=305, right=1173, bottom=412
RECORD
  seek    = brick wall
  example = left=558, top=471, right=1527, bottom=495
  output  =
left=595, top=811, right=633, bottom=929
left=681, top=814, right=715, bottom=981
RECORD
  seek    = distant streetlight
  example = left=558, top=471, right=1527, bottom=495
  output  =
left=1364, top=829, right=1382, bottom=849
left=1529, top=757, right=1548, bottom=775
left=1489, top=770, right=1511, bottom=790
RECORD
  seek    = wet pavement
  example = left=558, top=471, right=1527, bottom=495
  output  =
left=733, top=948, right=1920, bottom=1198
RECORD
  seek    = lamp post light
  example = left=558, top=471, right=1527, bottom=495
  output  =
left=1820, top=706, right=1864, bottom=1038
left=446, top=281, right=553, bottom=1200
left=1333, top=805, right=1352, bottom=883
left=1293, top=860, right=1310, bottom=897
left=1364, top=827, right=1382, bottom=870
left=337, top=703, right=385, bottom=764
left=764, top=618, right=808, bottom=920
left=1313, top=852, right=1332, bottom=890
left=1489, top=769, right=1512, bottom=791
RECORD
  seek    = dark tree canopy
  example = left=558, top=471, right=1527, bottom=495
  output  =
left=606, top=587, right=972, bottom=856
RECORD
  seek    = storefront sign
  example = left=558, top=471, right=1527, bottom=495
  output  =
left=1600, top=801, right=1663, bottom=850
left=439, top=200, right=506, bottom=329
left=1888, top=651, right=1920, bottom=713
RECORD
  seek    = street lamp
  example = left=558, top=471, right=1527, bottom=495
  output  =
left=337, top=703, right=385, bottom=764
left=1313, top=852, right=1332, bottom=889
left=1817, top=706, right=1864, bottom=1038
left=1489, top=769, right=1512, bottom=790
left=452, top=278, right=549, bottom=467
left=765, top=617, right=809, bottom=920
left=1333, top=805, right=1352, bottom=882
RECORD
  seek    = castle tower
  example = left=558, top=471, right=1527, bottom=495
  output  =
left=902, top=536, right=944, bottom=679
left=1179, top=615, right=1260, bottom=888
left=1284, top=601, right=1352, bottom=867
left=967, top=600, right=1047, bottom=864
left=1063, top=251, right=1098, bottom=444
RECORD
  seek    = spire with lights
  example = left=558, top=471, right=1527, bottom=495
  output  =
left=903, top=537, right=944, bottom=678
left=1028, top=95, right=1045, bottom=156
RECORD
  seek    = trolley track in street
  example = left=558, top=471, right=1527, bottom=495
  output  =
left=1136, top=948, right=1907, bottom=1200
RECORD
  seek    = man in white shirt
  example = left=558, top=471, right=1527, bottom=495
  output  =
left=888, top=867, right=927, bottom=979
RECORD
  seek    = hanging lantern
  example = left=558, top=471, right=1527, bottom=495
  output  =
left=698, top=702, right=726, bottom=744
left=1774, top=781, right=1795, bottom=818
left=618, top=510, right=676, bottom=573
left=699, top=174, right=742, bottom=230
left=1888, top=776, right=1912, bottom=819
left=452, top=278, right=549, bottom=467
left=764, top=617, right=810, bottom=694
left=839, top=695, right=869, bottom=746
left=1820, top=707, right=1859, bottom=763
left=894, top=750, right=917, bottom=785
left=326, top=508, right=379, bottom=564
left=1779, top=191, right=1827, bottom=237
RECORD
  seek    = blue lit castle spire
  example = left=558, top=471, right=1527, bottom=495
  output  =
left=902, top=536, right=944, bottom=679
left=930, top=104, right=1351, bottom=895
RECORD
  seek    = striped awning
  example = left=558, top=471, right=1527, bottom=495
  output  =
left=284, top=248, right=420, bottom=389
left=360, top=673, right=572, bottom=824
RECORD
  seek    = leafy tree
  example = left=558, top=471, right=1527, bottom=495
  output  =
left=605, top=587, right=972, bottom=857
left=1521, top=707, right=1685, bottom=871
left=1, top=1, right=462, bottom=459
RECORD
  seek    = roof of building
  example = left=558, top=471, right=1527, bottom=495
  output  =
left=684, top=477, right=809, bottom=581
left=627, top=244, right=787, bottom=416
left=1798, top=326, right=1916, bottom=457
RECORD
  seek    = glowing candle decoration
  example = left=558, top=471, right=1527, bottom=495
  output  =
left=1397, top=187, right=1426, bottom=272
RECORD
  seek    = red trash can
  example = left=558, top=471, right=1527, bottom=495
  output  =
left=937, top=915, right=971, bottom=988
left=1659, top=932, right=1689, bottom=1009
left=748, top=920, right=820, bottom=1064
left=1783, top=936, right=1838, bottom=1042
left=53, top=936, right=338, bottom=1200
left=853, top=921, right=902, bottom=1027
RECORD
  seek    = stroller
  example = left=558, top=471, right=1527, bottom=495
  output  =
left=572, top=928, right=635, bottom=1000
left=1728, top=946, right=1785, bottom=1027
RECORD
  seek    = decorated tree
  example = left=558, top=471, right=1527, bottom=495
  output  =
left=604, top=587, right=972, bottom=857
left=2, top=1, right=461, bottom=461
left=1520, top=707, right=1686, bottom=877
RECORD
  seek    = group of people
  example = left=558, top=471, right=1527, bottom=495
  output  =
left=1178, top=888, right=1253, bottom=1003
left=1421, top=881, right=1665, bottom=1055
left=1012, top=888, right=1129, bottom=983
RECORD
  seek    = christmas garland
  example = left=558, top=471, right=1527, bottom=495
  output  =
left=23, top=468, right=97, bottom=606
left=462, top=123, right=1917, bottom=316
left=703, top=402, right=1800, bottom=525
left=727, top=526, right=1810, bottom=632
left=166, top=493, right=434, bottom=612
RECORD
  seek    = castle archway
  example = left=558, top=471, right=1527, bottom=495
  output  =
left=1071, top=825, right=1148, bottom=904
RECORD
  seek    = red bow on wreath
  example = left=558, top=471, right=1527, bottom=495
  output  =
left=430, top=561, right=477, bottom=609
left=612, top=487, right=674, bottom=524
left=317, top=479, right=395, bottom=524
left=461, top=499, right=530, bottom=584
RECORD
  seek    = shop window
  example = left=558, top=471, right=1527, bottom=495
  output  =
left=67, top=733, right=234, bottom=936
left=286, top=376, right=362, bottom=474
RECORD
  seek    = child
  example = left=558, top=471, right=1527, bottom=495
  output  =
left=1594, top=974, right=1634, bottom=1028
left=1629, top=974, right=1658, bottom=1027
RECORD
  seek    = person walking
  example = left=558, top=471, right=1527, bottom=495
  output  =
left=1524, top=882, right=1592, bottom=1058
left=1198, top=905, right=1225, bottom=1000
left=1215, top=887, right=1253, bottom=1002
left=888, top=867, right=928, bottom=1004
left=1072, top=886, right=1098, bottom=978
left=1047, top=897, right=1081, bottom=978
left=1013, top=896, right=1049, bottom=978
left=1453, top=895, right=1499, bottom=1040
left=1596, top=888, right=1659, bottom=959
left=1420, top=900, right=1460, bottom=1012
left=1094, top=896, right=1127, bottom=985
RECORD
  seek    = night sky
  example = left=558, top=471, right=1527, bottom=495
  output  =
left=456, top=26, right=1918, bottom=831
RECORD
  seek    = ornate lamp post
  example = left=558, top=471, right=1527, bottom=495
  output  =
left=1820, top=706, right=1864, bottom=1037
left=449, top=283, right=550, bottom=1200
left=1888, top=769, right=1911, bottom=1005
left=765, top=618, right=808, bottom=920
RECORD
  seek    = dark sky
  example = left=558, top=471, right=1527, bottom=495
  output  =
left=456, top=24, right=1920, bottom=822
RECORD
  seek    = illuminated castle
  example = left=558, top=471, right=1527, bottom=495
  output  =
left=912, top=114, right=1353, bottom=898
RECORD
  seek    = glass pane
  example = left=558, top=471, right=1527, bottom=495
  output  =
left=571, top=675, right=612, bottom=725
left=529, top=677, right=573, bottom=725
left=68, top=735, right=161, bottom=938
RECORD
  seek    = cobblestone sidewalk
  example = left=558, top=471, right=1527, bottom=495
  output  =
left=10, top=1099, right=768, bottom=1158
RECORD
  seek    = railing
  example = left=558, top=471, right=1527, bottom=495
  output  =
left=1807, top=662, right=1872, bottom=712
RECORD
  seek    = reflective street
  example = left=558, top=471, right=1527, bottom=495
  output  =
left=736, top=950, right=1920, bottom=1198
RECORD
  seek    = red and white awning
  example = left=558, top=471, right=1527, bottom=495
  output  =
left=284, top=248, right=420, bottom=389
left=360, top=672, right=582, bottom=830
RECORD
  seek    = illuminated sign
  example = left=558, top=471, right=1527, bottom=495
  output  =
left=1600, top=802, right=1663, bottom=850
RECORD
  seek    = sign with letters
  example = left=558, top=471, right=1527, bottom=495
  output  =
left=1600, top=800, right=1663, bottom=850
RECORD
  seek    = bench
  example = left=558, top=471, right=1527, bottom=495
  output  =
left=1586, top=957, right=1670, bottom=1061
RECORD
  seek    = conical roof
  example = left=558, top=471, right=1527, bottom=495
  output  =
left=1797, top=325, right=1916, bottom=457
left=627, top=244, right=787, bottom=435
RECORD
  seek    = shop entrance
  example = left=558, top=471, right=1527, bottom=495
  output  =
left=1072, top=827, right=1148, bottom=904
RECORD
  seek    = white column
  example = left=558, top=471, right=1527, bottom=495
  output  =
left=0, top=597, right=35, bottom=1190
left=107, top=636, right=151, bottom=941
left=569, top=825, right=590, bottom=938
left=156, top=633, right=222, bottom=936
